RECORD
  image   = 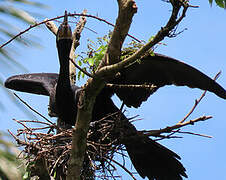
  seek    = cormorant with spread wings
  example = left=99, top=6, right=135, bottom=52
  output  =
left=5, top=15, right=226, bottom=180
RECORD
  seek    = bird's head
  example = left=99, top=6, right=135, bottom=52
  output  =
left=56, top=11, right=73, bottom=65
left=57, top=11, right=72, bottom=41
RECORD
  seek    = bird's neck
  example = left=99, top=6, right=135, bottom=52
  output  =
left=56, top=39, right=72, bottom=86
left=55, top=39, right=75, bottom=125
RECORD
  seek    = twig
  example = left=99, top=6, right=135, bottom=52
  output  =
left=70, top=9, right=87, bottom=84
left=175, top=130, right=212, bottom=138
left=142, top=115, right=212, bottom=137
left=154, top=129, right=182, bottom=141
left=13, top=93, right=57, bottom=128
left=179, top=71, right=222, bottom=123
left=96, top=0, right=190, bottom=78
left=69, top=58, right=93, bottom=78
left=8, top=129, right=41, bottom=150
left=0, top=12, right=141, bottom=50
left=51, top=19, right=97, bottom=34
left=13, top=119, right=32, bottom=131
left=105, top=157, right=137, bottom=180
left=20, top=120, right=53, bottom=126
left=106, top=83, right=157, bottom=90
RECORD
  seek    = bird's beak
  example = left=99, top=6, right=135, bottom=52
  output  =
left=56, top=11, right=72, bottom=41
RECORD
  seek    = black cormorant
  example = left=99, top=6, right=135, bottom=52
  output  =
left=4, top=14, right=226, bottom=180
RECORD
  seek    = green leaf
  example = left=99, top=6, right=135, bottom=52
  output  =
left=87, top=58, right=94, bottom=66
left=83, top=58, right=88, bottom=63
left=96, top=45, right=105, bottom=51
left=81, top=71, right=85, bottom=78
left=78, top=71, right=81, bottom=80
left=77, top=60, right=82, bottom=66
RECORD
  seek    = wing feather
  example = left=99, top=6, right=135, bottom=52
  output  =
left=4, top=73, right=58, bottom=96
left=112, top=53, right=226, bottom=107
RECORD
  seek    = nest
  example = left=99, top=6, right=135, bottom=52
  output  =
left=10, top=112, right=136, bottom=180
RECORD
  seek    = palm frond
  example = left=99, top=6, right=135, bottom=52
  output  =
left=0, top=0, right=46, bottom=113
left=0, top=6, right=36, bottom=24
left=6, top=0, right=48, bottom=8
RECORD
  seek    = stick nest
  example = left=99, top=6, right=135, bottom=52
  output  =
left=11, top=113, right=132, bottom=180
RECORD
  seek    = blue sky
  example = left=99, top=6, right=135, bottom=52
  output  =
left=1, top=0, right=226, bottom=179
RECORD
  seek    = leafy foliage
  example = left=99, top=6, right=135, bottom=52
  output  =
left=77, top=35, right=109, bottom=80
left=76, top=33, right=147, bottom=80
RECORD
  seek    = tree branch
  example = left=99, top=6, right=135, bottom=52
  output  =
left=13, top=93, right=56, bottom=128
left=69, top=58, right=93, bottom=78
left=67, top=78, right=105, bottom=180
left=67, top=1, right=138, bottom=179
left=98, top=0, right=138, bottom=67
left=70, top=9, right=87, bottom=84
left=179, top=71, right=222, bottom=123
left=141, top=115, right=212, bottom=137
left=106, top=83, right=157, bottom=91
left=0, top=12, right=140, bottom=50
left=45, top=19, right=58, bottom=35
left=96, top=0, right=189, bottom=78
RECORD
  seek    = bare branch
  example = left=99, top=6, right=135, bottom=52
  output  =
left=13, top=93, right=57, bottom=128
left=69, top=58, right=93, bottom=78
left=104, top=157, right=137, bottom=180
left=180, top=71, right=222, bottom=123
left=175, top=130, right=213, bottom=138
left=141, top=115, right=212, bottom=137
left=45, top=19, right=58, bottom=35
left=70, top=9, right=87, bottom=84
left=106, top=83, right=157, bottom=91
left=0, top=12, right=140, bottom=50
left=96, top=1, right=189, bottom=78
left=98, top=0, right=138, bottom=68
left=0, top=15, right=66, bottom=49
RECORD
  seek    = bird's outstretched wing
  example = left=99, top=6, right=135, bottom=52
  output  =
left=4, top=73, right=59, bottom=96
left=112, top=53, right=226, bottom=108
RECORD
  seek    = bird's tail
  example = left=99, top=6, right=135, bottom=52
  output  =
left=124, top=135, right=188, bottom=180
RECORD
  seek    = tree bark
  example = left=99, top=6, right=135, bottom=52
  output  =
left=67, top=1, right=137, bottom=179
